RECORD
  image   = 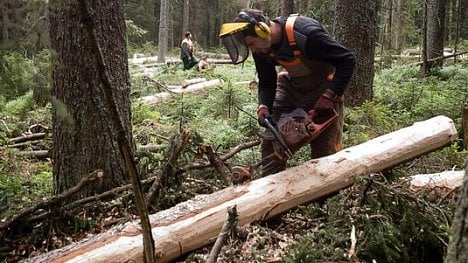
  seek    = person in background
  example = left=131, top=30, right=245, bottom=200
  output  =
left=197, top=54, right=211, bottom=72
left=219, top=9, right=356, bottom=176
left=180, top=31, right=198, bottom=70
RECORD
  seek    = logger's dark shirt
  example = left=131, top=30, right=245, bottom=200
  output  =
left=253, top=16, right=356, bottom=109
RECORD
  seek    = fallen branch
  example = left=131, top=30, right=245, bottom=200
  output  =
left=207, top=205, right=238, bottom=263
left=177, top=139, right=260, bottom=174
left=200, top=144, right=230, bottom=183
left=14, top=139, right=259, bottom=233
left=0, top=170, right=104, bottom=231
left=413, top=51, right=468, bottom=66
left=145, top=129, right=190, bottom=208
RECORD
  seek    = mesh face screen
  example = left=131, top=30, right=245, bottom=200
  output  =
left=221, top=31, right=250, bottom=64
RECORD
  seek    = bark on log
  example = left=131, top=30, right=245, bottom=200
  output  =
left=9, top=133, right=46, bottom=144
left=25, top=115, right=457, bottom=263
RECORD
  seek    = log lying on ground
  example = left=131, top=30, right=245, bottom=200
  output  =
left=410, top=170, right=464, bottom=190
left=181, top=78, right=207, bottom=88
left=137, top=79, right=223, bottom=105
left=26, top=116, right=457, bottom=263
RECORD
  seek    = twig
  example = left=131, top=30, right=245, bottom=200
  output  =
left=207, top=205, right=238, bottom=263
left=0, top=170, right=104, bottom=231
left=178, top=139, right=260, bottom=173
left=200, top=144, right=230, bottom=183
left=27, top=173, right=160, bottom=223
left=145, top=129, right=190, bottom=208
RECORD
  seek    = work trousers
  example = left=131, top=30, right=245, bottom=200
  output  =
left=260, top=71, right=344, bottom=176
left=182, top=54, right=199, bottom=70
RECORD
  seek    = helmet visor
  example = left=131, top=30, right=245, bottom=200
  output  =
left=219, top=23, right=251, bottom=64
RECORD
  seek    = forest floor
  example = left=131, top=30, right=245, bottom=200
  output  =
left=1, top=172, right=460, bottom=262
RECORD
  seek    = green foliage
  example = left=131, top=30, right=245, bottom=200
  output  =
left=344, top=101, right=403, bottom=146
left=0, top=52, right=35, bottom=101
left=4, top=90, right=36, bottom=117
left=132, top=102, right=161, bottom=124
left=0, top=155, right=52, bottom=217
left=0, top=50, right=51, bottom=106
left=374, top=64, right=467, bottom=126
left=282, top=176, right=452, bottom=262
left=125, top=20, right=149, bottom=54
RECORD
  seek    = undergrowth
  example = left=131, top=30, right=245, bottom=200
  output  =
left=282, top=175, right=456, bottom=263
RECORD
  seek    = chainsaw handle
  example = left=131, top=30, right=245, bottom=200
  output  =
left=307, top=108, right=339, bottom=134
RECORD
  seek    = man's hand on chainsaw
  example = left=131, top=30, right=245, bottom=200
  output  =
left=257, top=104, right=270, bottom=127
left=311, top=89, right=336, bottom=117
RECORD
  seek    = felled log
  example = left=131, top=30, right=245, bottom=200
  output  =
left=9, top=132, right=46, bottom=144
left=17, top=150, right=49, bottom=159
left=25, top=116, right=457, bottom=263
left=181, top=78, right=207, bottom=88
left=410, top=170, right=464, bottom=190
left=137, top=79, right=223, bottom=105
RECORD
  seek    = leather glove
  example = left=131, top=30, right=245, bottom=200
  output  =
left=256, top=105, right=270, bottom=127
left=311, top=90, right=336, bottom=117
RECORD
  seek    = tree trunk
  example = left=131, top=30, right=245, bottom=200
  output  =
left=281, top=0, right=294, bottom=16
left=445, top=164, right=468, bottom=262
left=26, top=115, right=458, bottom=263
left=48, top=0, right=132, bottom=198
left=182, top=0, right=189, bottom=40
left=427, top=0, right=447, bottom=67
left=333, top=0, right=380, bottom=107
left=157, top=0, right=168, bottom=63
left=384, top=0, right=393, bottom=51
left=393, top=0, right=403, bottom=54
left=420, top=0, right=430, bottom=77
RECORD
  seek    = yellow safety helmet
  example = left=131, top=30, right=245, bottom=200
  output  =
left=219, top=10, right=271, bottom=64
left=219, top=23, right=251, bottom=64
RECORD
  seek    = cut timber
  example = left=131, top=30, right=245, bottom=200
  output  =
left=410, top=170, right=464, bottom=190
left=137, top=79, right=223, bottom=105
left=171, top=79, right=222, bottom=93
left=26, top=116, right=457, bottom=263
left=181, top=78, right=207, bottom=87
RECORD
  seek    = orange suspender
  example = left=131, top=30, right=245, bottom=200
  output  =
left=285, top=14, right=301, bottom=57
left=269, top=15, right=302, bottom=67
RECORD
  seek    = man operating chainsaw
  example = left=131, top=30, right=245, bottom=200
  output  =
left=219, top=9, right=356, bottom=176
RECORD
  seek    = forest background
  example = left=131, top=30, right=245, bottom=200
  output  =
left=0, top=0, right=468, bottom=262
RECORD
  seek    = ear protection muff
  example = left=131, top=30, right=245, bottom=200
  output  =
left=237, top=11, right=271, bottom=39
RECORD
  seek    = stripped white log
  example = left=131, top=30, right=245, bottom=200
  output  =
left=181, top=78, right=207, bottom=87
left=137, top=79, right=223, bottom=105
left=410, top=170, right=464, bottom=190
left=25, top=116, right=457, bottom=263
left=173, top=79, right=222, bottom=93
left=137, top=92, right=172, bottom=105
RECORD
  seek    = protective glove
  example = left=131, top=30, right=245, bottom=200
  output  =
left=256, top=105, right=270, bottom=127
left=311, top=90, right=336, bottom=117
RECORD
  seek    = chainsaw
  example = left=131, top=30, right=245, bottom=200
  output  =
left=231, top=108, right=338, bottom=184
